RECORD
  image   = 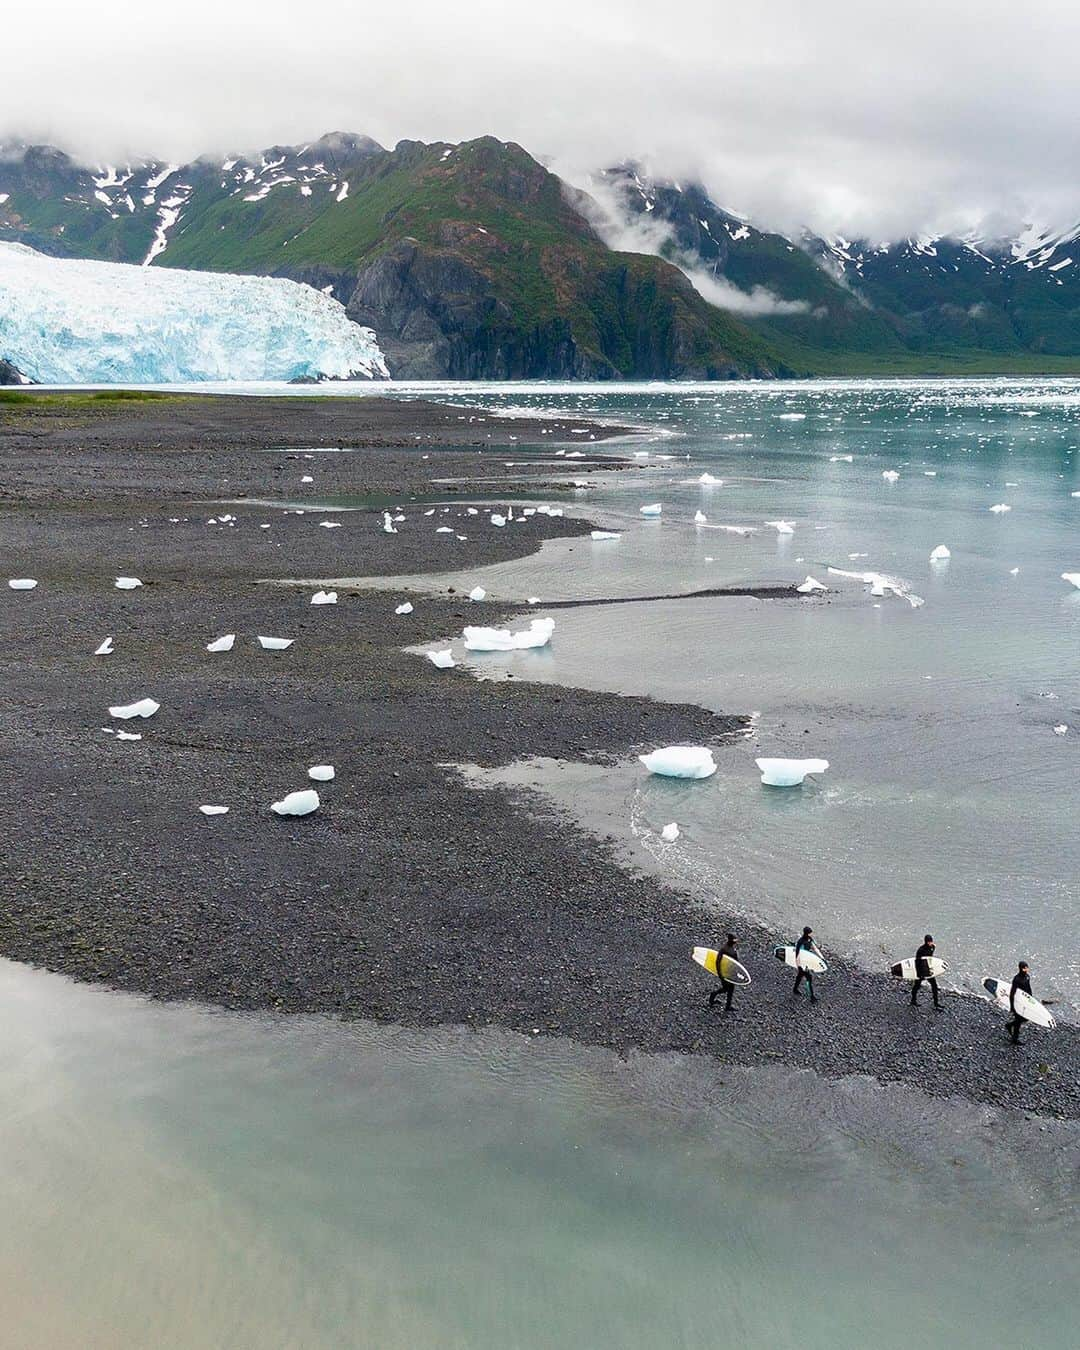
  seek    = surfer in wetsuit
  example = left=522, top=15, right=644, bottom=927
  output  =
left=910, top=935, right=942, bottom=1009
left=1005, top=961, right=1032, bottom=1045
left=793, top=926, right=821, bottom=1003
left=709, top=933, right=740, bottom=1012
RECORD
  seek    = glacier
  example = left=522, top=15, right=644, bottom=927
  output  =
left=0, top=242, right=388, bottom=384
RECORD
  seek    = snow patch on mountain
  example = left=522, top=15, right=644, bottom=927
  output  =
left=0, top=242, right=388, bottom=383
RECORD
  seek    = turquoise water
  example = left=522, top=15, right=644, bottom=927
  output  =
left=357, top=379, right=1080, bottom=1012
left=2, top=960, right=1076, bottom=1350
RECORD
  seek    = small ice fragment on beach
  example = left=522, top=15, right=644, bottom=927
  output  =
left=427, top=649, right=456, bottom=669
left=698, top=473, right=721, bottom=485
left=271, top=789, right=319, bottom=816
left=490, top=514, right=507, bottom=527
left=301, top=475, right=314, bottom=483
left=435, top=526, right=453, bottom=533
left=469, top=586, right=486, bottom=601
left=756, top=757, right=829, bottom=787
left=207, top=634, right=235, bottom=652
left=109, top=698, right=160, bottom=720
left=199, top=805, right=229, bottom=816
left=796, top=576, right=826, bottom=593
left=633, top=451, right=649, bottom=458
left=395, top=602, right=414, bottom=615
left=1062, top=573, right=1080, bottom=589
left=639, top=746, right=716, bottom=779
left=639, top=503, right=662, bottom=517
left=310, top=590, right=337, bottom=605
left=930, top=545, right=951, bottom=561
left=591, top=530, right=621, bottom=540
left=260, top=523, right=271, bottom=529
left=765, top=520, right=795, bottom=534
left=424, top=509, right=436, bottom=516
left=989, top=503, right=1011, bottom=514
left=717, top=525, right=757, bottom=536
left=694, top=511, right=707, bottom=525
left=464, top=617, right=554, bottom=652
left=115, top=730, right=142, bottom=740
left=308, top=765, right=335, bottom=781
left=319, top=521, right=342, bottom=529
left=660, top=822, right=680, bottom=842
left=115, top=577, right=142, bottom=589
left=8, top=578, right=37, bottom=590
left=95, top=637, right=114, bottom=655
left=882, top=470, right=900, bottom=483
left=1053, top=724, right=1068, bottom=736
left=383, top=513, right=397, bottom=533
left=258, top=636, right=294, bottom=650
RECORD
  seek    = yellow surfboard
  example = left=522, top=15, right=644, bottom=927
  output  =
left=692, top=946, right=752, bottom=985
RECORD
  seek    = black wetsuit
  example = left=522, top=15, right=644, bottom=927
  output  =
left=709, top=941, right=739, bottom=1011
left=910, top=944, right=941, bottom=1007
left=1006, top=971, right=1032, bottom=1044
left=793, top=935, right=819, bottom=1001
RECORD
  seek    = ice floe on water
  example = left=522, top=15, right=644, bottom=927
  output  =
left=639, top=746, right=717, bottom=779
left=715, top=524, right=757, bottom=536
left=109, top=698, right=159, bottom=720
left=882, top=470, right=900, bottom=483
left=94, top=637, right=114, bottom=655
left=660, top=822, right=680, bottom=842
left=464, top=617, right=555, bottom=652
left=308, top=765, right=335, bottom=781
left=989, top=503, right=1011, bottom=514
left=796, top=576, right=827, bottom=593
left=930, top=545, right=951, bottom=561
left=765, top=519, right=795, bottom=534
left=639, top=504, right=662, bottom=517
left=271, top=789, right=319, bottom=817
left=756, top=757, right=829, bottom=787
left=827, top=566, right=924, bottom=607
left=310, top=590, right=337, bottom=605
left=257, top=636, right=294, bottom=650
left=8, top=579, right=37, bottom=590
left=427, top=649, right=456, bottom=669
left=590, top=530, right=621, bottom=540
left=1062, top=573, right=1080, bottom=589
left=1053, top=724, right=1068, bottom=736
left=206, top=634, right=235, bottom=652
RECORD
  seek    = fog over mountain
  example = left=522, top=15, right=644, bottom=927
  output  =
left=4, top=0, right=1080, bottom=240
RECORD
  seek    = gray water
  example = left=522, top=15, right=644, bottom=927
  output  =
left=354, top=379, right=1080, bottom=1011
left=2, top=960, right=1076, bottom=1350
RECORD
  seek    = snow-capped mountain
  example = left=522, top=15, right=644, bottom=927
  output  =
left=0, top=242, right=387, bottom=383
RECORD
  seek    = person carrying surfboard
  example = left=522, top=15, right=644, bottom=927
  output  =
left=793, top=927, right=822, bottom=1002
left=708, top=934, right=740, bottom=1012
left=910, top=935, right=943, bottom=1009
left=1006, top=961, right=1033, bottom=1045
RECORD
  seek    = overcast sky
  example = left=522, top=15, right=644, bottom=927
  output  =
left=4, top=0, right=1079, bottom=239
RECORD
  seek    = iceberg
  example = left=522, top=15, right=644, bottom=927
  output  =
left=308, top=765, right=335, bottom=781
left=464, top=617, right=555, bottom=651
left=830, top=454, right=854, bottom=462
left=639, top=746, right=717, bottom=779
left=827, top=566, right=923, bottom=607
left=930, top=545, right=951, bottom=561
left=206, top=634, right=235, bottom=652
left=639, top=503, right=662, bottom=517
left=0, top=242, right=388, bottom=383
left=427, top=649, right=456, bottom=669
left=796, top=576, right=827, bottom=593
left=257, top=636, right=294, bottom=650
left=271, top=789, right=320, bottom=817
left=109, top=697, right=159, bottom=720
left=310, top=590, right=337, bottom=605
left=756, top=757, right=829, bottom=787
left=8, top=578, right=37, bottom=590
left=660, top=822, right=680, bottom=842
left=698, top=473, right=722, bottom=485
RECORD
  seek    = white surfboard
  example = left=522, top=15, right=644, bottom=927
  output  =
left=982, top=977, right=1055, bottom=1030
left=692, top=947, right=752, bottom=986
left=774, top=945, right=827, bottom=974
left=890, top=956, right=949, bottom=981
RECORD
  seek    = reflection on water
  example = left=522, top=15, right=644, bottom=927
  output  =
left=1, top=961, right=1076, bottom=1350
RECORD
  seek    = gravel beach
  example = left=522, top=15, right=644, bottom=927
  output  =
left=1, top=391, right=1076, bottom=1120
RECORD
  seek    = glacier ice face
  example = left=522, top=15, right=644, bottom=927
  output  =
left=639, top=746, right=717, bottom=779
left=0, top=242, right=388, bottom=384
left=756, top=757, right=829, bottom=786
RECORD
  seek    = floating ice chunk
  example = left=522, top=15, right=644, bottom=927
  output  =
left=765, top=520, right=795, bottom=534
left=639, top=503, right=663, bottom=517
left=308, top=765, right=335, bottom=781
left=115, top=576, right=142, bottom=589
left=694, top=511, right=707, bottom=525
left=882, top=470, right=900, bottom=483
left=660, top=822, right=680, bottom=842
left=698, top=473, right=722, bottom=485
left=923, top=470, right=937, bottom=477
left=199, top=805, right=229, bottom=816
left=395, top=602, right=414, bottom=615
left=1062, top=573, right=1080, bottom=589
left=638, top=746, right=716, bottom=779
left=94, top=637, right=114, bottom=655
left=427, top=649, right=456, bottom=669
left=1053, top=724, right=1068, bottom=736
left=271, top=789, right=319, bottom=816
left=257, top=636, right=294, bottom=649
left=301, top=475, right=314, bottom=483
left=989, top=503, right=1011, bottom=514
left=756, top=757, right=829, bottom=787
left=930, top=545, right=951, bottom=561
left=319, top=520, right=342, bottom=529
left=490, top=514, right=507, bottom=527
left=796, top=576, right=827, bottom=593
left=527, top=597, right=540, bottom=605
left=206, top=634, right=235, bottom=652
left=778, top=413, right=806, bottom=420
left=310, top=590, right=337, bottom=605
left=464, top=617, right=555, bottom=651
left=109, top=697, right=160, bottom=719
left=8, top=578, right=37, bottom=590
left=1072, top=491, right=1080, bottom=498
left=1009, top=567, right=1020, bottom=576
left=717, top=525, right=757, bottom=536
left=469, top=586, right=486, bottom=601
left=591, top=530, right=621, bottom=540
left=830, top=454, right=854, bottom=462
left=827, top=567, right=923, bottom=607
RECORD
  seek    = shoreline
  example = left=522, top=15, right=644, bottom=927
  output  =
left=0, top=392, right=1076, bottom=1121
